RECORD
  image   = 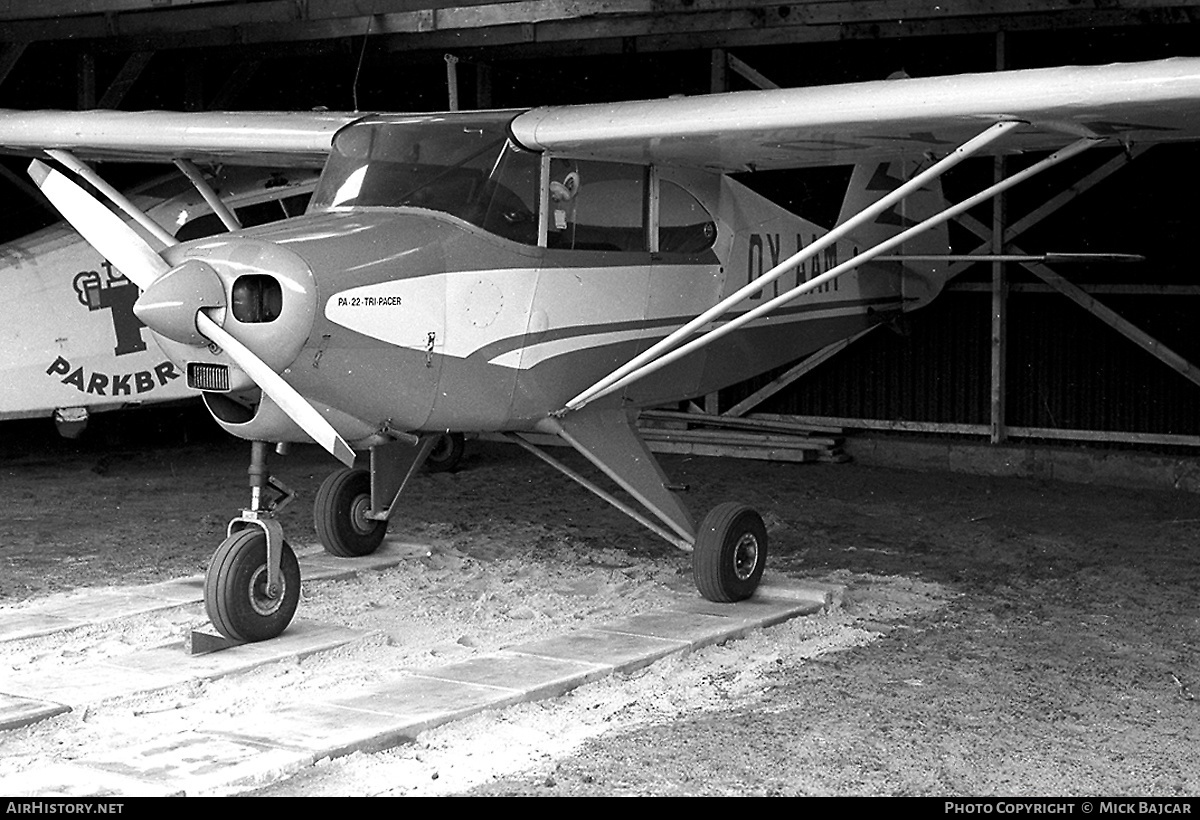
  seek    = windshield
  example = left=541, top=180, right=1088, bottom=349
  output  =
left=311, top=113, right=540, bottom=244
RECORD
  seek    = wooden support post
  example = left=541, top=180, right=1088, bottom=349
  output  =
left=727, top=52, right=779, bottom=90
left=945, top=147, right=1140, bottom=283
left=445, top=53, right=460, bottom=110
left=97, top=51, right=154, bottom=109
left=77, top=51, right=96, bottom=109
left=723, top=328, right=876, bottom=418
left=0, top=43, right=26, bottom=90
left=0, top=162, right=56, bottom=216
left=209, top=59, right=261, bottom=110
left=990, top=32, right=1008, bottom=445
left=990, top=158, right=1008, bottom=444
left=1024, top=259, right=1200, bottom=390
left=184, top=61, right=204, bottom=112
left=956, top=191, right=1200, bottom=392
left=476, top=61, right=492, bottom=109
left=710, top=48, right=728, bottom=93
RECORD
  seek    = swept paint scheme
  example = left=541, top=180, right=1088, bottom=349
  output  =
left=1, top=58, right=1199, bottom=642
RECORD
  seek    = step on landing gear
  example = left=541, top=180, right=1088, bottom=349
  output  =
left=204, top=441, right=301, bottom=642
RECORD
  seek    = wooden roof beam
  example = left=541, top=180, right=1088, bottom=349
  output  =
left=2, top=2, right=1199, bottom=53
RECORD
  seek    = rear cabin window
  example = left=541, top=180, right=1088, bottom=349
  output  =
left=659, top=181, right=716, bottom=253
left=547, top=159, right=648, bottom=252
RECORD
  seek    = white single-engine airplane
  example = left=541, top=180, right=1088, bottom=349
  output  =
left=1, top=58, right=1198, bottom=643
left=0, top=166, right=319, bottom=436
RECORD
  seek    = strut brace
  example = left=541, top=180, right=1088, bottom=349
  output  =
left=503, top=432, right=694, bottom=551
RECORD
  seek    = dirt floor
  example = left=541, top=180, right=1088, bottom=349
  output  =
left=1, top=408, right=1199, bottom=796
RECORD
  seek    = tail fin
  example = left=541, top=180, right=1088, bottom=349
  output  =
left=836, top=157, right=950, bottom=311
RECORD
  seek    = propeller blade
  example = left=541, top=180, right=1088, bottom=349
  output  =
left=29, top=160, right=170, bottom=290
left=196, top=310, right=356, bottom=468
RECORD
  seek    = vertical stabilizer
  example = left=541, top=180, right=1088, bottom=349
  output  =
left=836, top=156, right=951, bottom=311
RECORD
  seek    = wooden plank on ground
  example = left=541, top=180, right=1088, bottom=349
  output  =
left=640, top=409, right=844, bottom=436
left=639, top=427, right=841, bottom=451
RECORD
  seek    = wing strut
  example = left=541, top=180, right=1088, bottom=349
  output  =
left=563, top=120, right=1022, bottom=413
left=174, top=158, right=243, bottom=232
left=563, top=130, right=1100, bottom=414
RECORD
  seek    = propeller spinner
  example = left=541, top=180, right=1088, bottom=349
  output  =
left=29, top=159, right=355, bottom=468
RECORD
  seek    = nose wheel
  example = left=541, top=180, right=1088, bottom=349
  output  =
left=205, top=527, right=301, bottom=642
left=204, top=441, right=304, bottom=642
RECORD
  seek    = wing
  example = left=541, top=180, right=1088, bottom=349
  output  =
left=509, top=58, right=1200, bottom=171
left=2, top=59, right=1199, bottom=172
left=0, top=109, right=362, bottom=168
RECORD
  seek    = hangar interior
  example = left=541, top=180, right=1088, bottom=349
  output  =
left=3, top=1, right=1200, bottom=457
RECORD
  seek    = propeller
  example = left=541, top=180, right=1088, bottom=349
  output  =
left=29, top=160, right=168, bottom=289
left=30, top=159, right=356, bottom=468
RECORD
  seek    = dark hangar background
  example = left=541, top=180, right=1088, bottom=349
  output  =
left=2, top=1, right=1200, bottom=452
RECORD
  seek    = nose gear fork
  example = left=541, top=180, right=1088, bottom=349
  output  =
left=231, top=440, right=296, bottom=596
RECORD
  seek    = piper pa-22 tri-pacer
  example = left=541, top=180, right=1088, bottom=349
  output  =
left=2, top=57, right=1199, bottom=643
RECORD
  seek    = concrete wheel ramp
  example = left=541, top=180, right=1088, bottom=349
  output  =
left=0, top=540, right=833, bottom=797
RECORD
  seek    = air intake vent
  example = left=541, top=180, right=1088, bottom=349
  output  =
left=188, top=362, right=230, bottom=392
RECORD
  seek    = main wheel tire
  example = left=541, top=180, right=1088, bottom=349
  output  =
left=205, top=529, right=300, bottom=642
left=425, top=432, right=465, bottom=473
left=693, top=502, right=768, bottom=603
left=314, top=467, right=386, bottom=557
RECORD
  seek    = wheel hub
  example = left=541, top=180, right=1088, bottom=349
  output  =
left=248, top=564, right=286, bottom=616
left=732, top=532, right=760, bottom=581
left=349, top=493, right=375, bottom=536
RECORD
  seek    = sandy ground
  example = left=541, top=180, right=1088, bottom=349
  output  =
left=1, top=409, right=1199, bottom=796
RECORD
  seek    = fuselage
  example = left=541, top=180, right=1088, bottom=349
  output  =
left=145, top=112, right=948, bottom=447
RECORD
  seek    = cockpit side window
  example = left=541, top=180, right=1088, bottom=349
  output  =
left=546, top=159, right=648, bottom=252
left=468, top=141, right=540, bottom=245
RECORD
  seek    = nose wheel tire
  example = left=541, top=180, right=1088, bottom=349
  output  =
left=693, top=502, right=768, bottom=603
left=425, top=432, right=465, bottom=473
left=205, top=529, right=301, bottom=642
left=315, top=467, right=386, bottom=557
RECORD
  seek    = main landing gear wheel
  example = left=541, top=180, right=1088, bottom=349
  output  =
left=315, top=467, right=386, bottom=557
left=205, top=528, right=300, bottom=643
left=693, top=502, right=768, bottom=603
left=425, top=432, right=465, bottom=473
